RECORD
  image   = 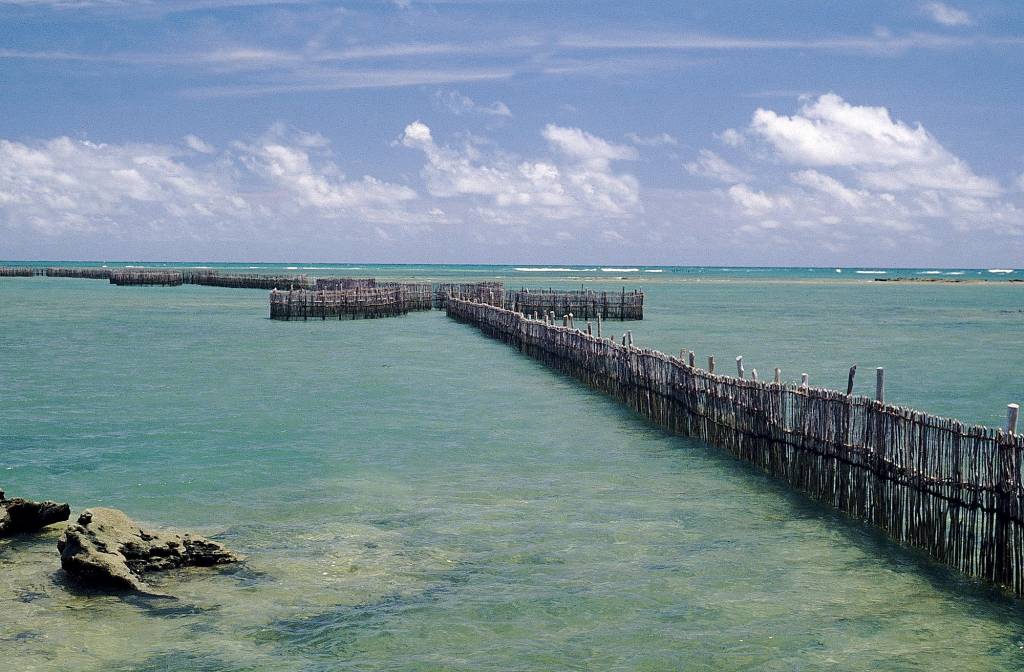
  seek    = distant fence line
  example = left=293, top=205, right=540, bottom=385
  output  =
left=446, top=296, right=1024, bottom=596
left=109, top=270, right=183, bottom=286
left=45, top=267, right=111, bottom=279
left=0, top=267, right=39, bottom=277
left=506, top=287, right=643, bottom=320
left=182, top=270, right=312, bottom=290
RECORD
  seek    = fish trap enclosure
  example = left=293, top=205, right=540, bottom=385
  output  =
left=433, top=282, right=505, bottom=309
left=182, top=270, right=311, bottom=289
left=506, top=287, right=644, bottom=320
left=109, top=270, right=183, bottom=286
left=314, top=277, right=377, bottom=290
left=446, top=297, right=1024, bottom=597
left=44, top=267, right=111, bottom=279
left=270, top=287, right=422, bottom=320
left=380, top=282, right=433, bottom=311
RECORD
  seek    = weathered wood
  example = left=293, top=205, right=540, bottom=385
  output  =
left=1009, top=404, right=1020, bottom=435
left=505, top=287, right=643, bottom=320
left=109, top=270, right=182, bottom=286
left=847, top=365, right=857, bottom=395
left=736, top=356, right=744, bottom=379
left=774, top=367, right=782, bottom=384
left=876, top=367, right=885, bottom=402
left=445, top=296, right=1024, bottom=597
left=708, top=356, right=715, bottom=374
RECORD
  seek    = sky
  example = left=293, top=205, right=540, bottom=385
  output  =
left=1, top=0, right=1023, bottom=265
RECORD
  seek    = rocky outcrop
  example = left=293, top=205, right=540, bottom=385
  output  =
left=0, top=490, right=71, bottom=536
left=57, top=508, right=241, bottom=594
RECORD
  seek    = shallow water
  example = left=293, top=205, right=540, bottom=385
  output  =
left=2, top=267, right=1024, bottom=670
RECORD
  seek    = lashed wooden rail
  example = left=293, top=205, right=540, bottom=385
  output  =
left=446, top=297, right=1024, bottom=595
left=506, top=287, right=644, bottom=320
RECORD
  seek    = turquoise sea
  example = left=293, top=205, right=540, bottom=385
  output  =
left=2, top=263, right=1023, bottom=671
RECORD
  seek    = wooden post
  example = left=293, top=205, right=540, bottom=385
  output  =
left=1008, top=404, right=1020, bottom=435
left=563, top=314, right=568, bottom=327
left=688, top=351, right=696, bottom=367
left=626, top=330, right=633, bottom=347
left=876, top=367, right=885, bottom=402
left=587, top=322, right=592, bottom=335
left=800, top=373, right=809, bottom=388
left=596, top=314, right=602, bottom=338
left=846, top=365, right=857, bottom=396
left=774, top=367, right=781, bottom=384
left=736, top=356, right=744, bottom=379
left=680, top=349, right=686, bottom=361
left=568, top=312, right=574, bottom=329
left=708, top=356, right=715, bottom=373
left=751, top=368, right=758, bottom=382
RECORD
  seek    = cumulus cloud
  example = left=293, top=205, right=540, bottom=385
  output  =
left=400, top=120, right=639, bottom=222
left=238, top=127, right=416, bottom=214
left=921, top=2, right=972, bottom=26
left=671, top=92, right=1024, bottom=255
left=0, top=127, right=419, bottom=239
left=750, top=92, right=999, bottom=196
left=434, top=89, right=512, bottom=118
left=685, top=149, right=750, bottom=183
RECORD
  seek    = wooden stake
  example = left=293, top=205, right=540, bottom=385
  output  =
left=1009, top=404, right=1020, bottom=435
left=876, top=367, right=885, bottom=402
left=688, top=351, right=696, bottom=367
left=800, top=373, right=809, bottom=388
left=846, top=365, right=857, bottom=396
left=774, top=367, right=781, bottom=384
left=708, top=355, right=715, bottom=373
left=751, top=368, right=758, bottom=382
left=736, top=356, right=744, bottom=379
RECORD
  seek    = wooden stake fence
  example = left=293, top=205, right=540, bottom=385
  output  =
left=505, top=287, right=644, bottom=320
left=0, top=267, right=38, bottom=277
left=44, top=267, right=111, bottom=279
left=182, top=270, right=311, bottom=289
left=109, top=270, right=183, bottom=286
left=446, top=297, right=1024, bottom=596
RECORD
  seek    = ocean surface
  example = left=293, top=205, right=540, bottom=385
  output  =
left=1, top=263, right=1023, bottom=671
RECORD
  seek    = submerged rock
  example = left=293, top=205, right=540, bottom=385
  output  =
left=0, top=490, right=71, bottom=536
left=57, top=508, right=241, bottom=594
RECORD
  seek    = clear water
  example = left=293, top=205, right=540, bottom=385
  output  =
left=1, top=266, right=1023, bottom=671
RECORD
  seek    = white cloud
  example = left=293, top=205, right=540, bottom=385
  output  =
left=0, top=127, right=421, bottom=239
left=401, top=121, right=639, bottom=222
left=685, top=149, right=750, bottom=183
left=434, top=89, right=512, bottom=118
left=625, top=132, right=678, bottom=147
left=750, top=92, right=1000, bottom=196
left=728, top=184, right=787, bottom=215
left=790, top=169, right=867, bottom=208
left=921, top=2, right=972, bottom=26
left=183, top=134, right=215, bottom=154
left=717, top=128, right=744, bottom=147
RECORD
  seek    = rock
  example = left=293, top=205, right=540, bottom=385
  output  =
left=57, top=507, right=241, bottom=594
left=0, top=489, right=71, bottom=536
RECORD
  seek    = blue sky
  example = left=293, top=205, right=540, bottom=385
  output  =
left=1, top=0, right=1023, bottom=264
